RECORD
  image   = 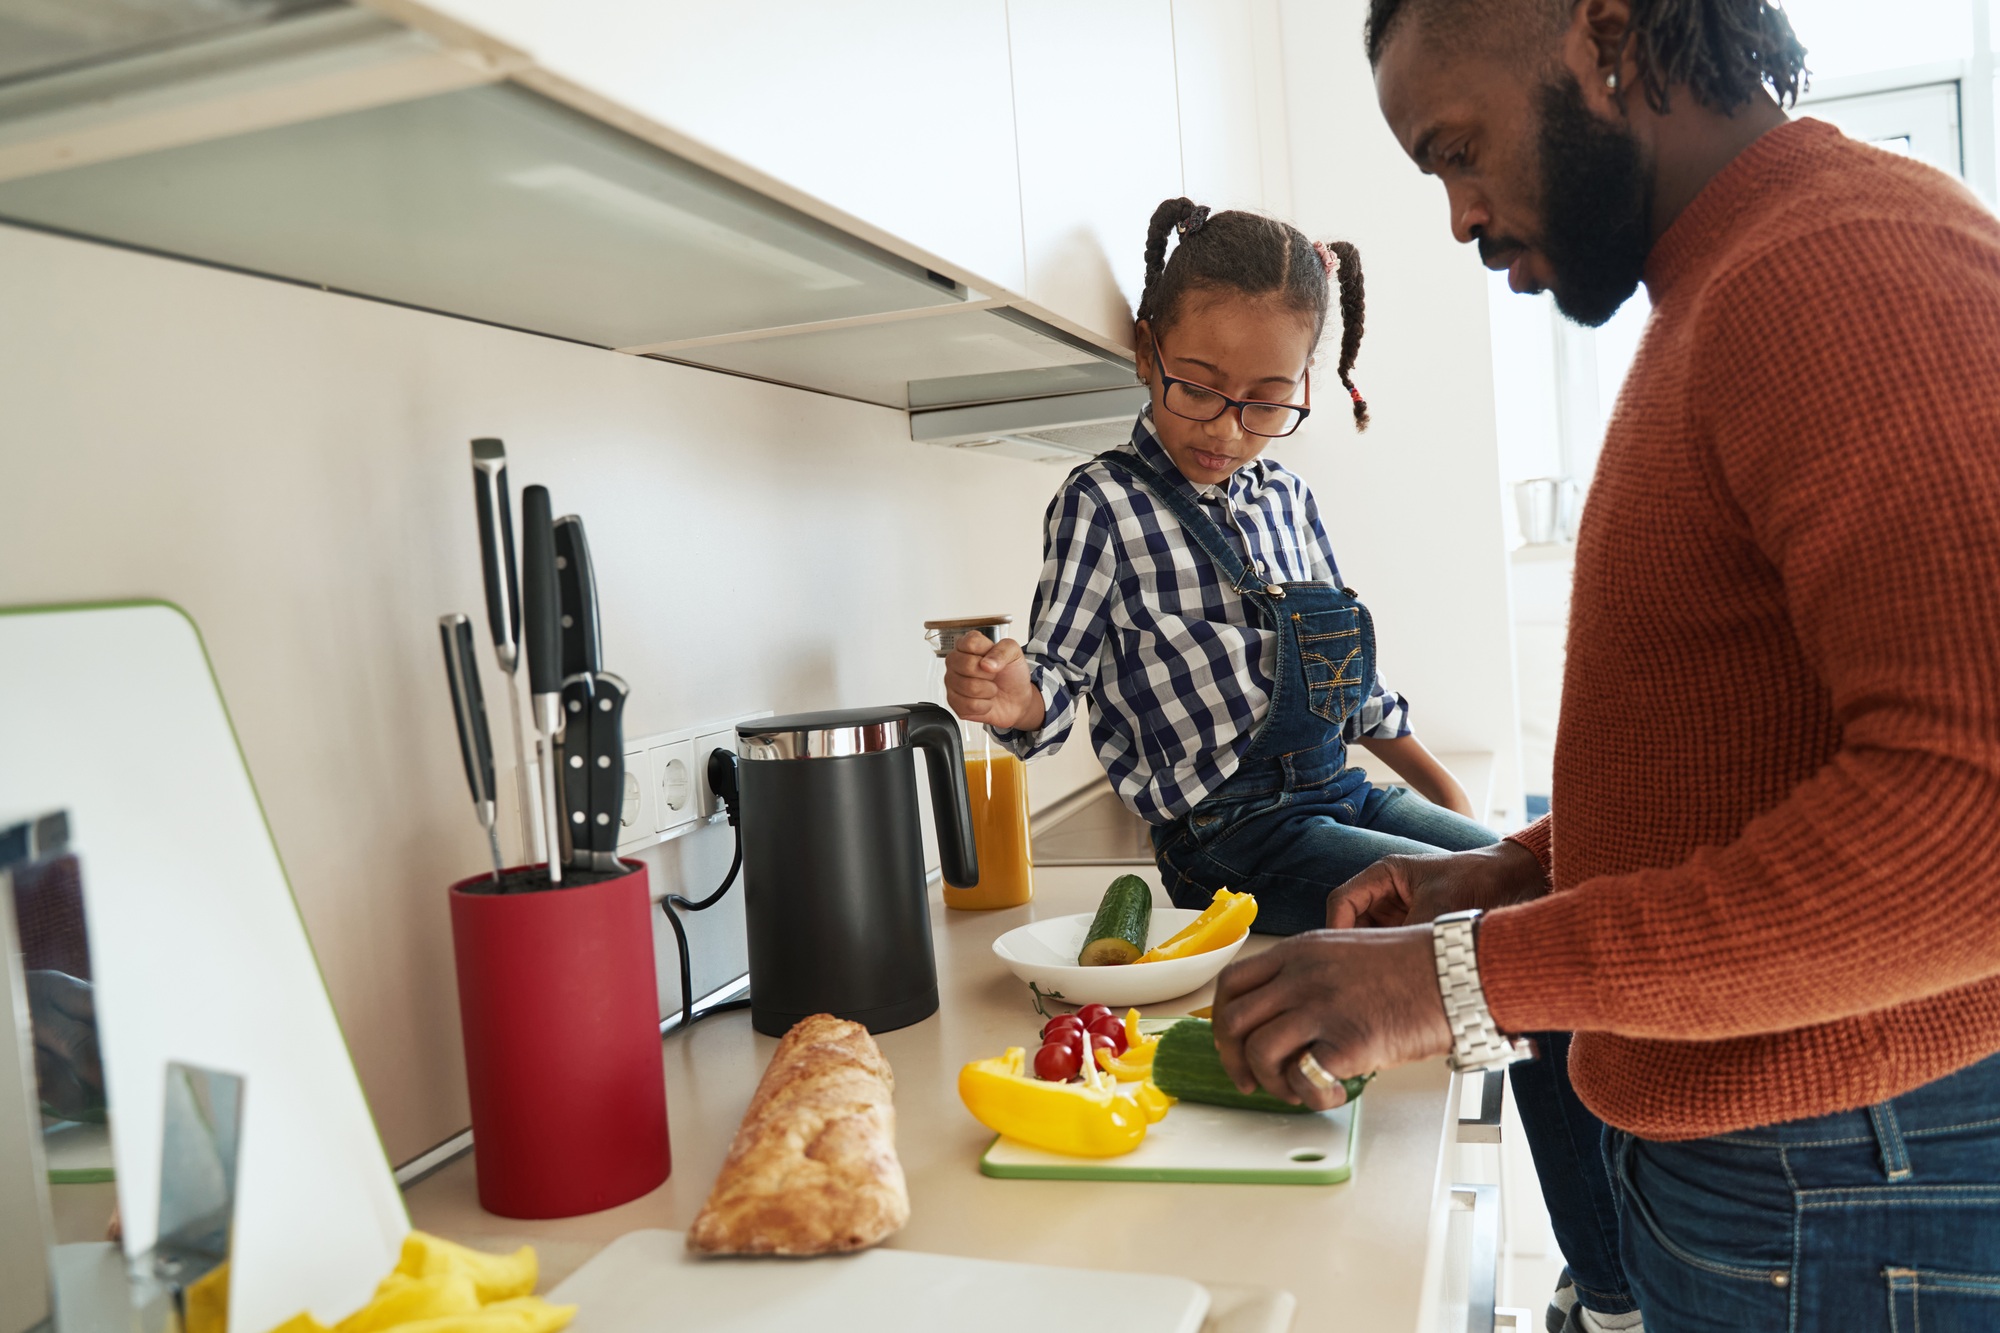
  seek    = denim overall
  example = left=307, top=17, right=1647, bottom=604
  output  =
left=1093, top=450, right=1379, bottom=919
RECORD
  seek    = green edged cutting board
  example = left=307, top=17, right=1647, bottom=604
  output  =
left=980, top=1016, right=1361, bottom=1184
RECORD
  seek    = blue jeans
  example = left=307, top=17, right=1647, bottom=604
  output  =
left=1609, top=1051, right=2000, bottom=1332
left=1153, top=782, right=1499, bottom=934
left=1513, top=1033, right=1638, bottom=1316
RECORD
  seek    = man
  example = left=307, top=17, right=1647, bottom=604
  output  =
left=1207, top=1, right=2000, bottom=1329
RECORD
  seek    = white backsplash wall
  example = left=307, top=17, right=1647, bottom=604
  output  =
left=0, top=221, right=1102, bottom=1162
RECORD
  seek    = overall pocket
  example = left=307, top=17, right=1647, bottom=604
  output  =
left=1293, top=607, right=1367, bottom=728
left=1886, top=1265, right=2000, bottom=1332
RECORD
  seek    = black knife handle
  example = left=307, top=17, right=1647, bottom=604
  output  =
left=587, top=673, right=628, bottom=856
left=520, top=485, right=561, bottom=698
left=554, top=514, right=602, bottom=677
left=439, top=615, right=496, bottom=809
left=471, top=439, right=520, bottom=670
left=559, top=674, right=595, bottom=867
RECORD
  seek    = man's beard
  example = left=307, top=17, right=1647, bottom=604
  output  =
left=1534, top=71, right=1653, bottom=327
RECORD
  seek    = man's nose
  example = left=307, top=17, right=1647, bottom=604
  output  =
left=1447, top=182, right=1490, bottom=247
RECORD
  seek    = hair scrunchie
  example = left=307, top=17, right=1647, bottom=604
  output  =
left=1310, top=239, right=1337, bottom=277
left=1176, top=205, right=1212, bottom=238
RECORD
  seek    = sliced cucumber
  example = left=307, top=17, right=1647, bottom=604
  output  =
left=1151, top=1019, right=1371, bottom=1112
left=1077, top=874, right=1153, bottom=966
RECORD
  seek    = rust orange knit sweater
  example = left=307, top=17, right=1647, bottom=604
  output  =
left=1480, top=119, right=2000, bottom=1140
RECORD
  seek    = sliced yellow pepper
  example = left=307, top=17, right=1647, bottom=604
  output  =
left=1133, top=1081, right=1176, bottom=1123
left=338, top=1275, right=480, bottom=1333
left=1135, top=891, right=1257, bottom=963
left=959, top=1048, right=1149, bottom=1157
left=393, top=1233, right=536, bottom=1304
left=1144, top=889, right=1238, bottom=955
left=1097, top=1009, right=1160, bottom=1082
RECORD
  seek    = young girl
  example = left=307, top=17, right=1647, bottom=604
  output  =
left=943, top=197, right=1499, bottom=935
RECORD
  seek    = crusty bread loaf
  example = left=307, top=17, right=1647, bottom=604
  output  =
left=686, top=1014, right=909, bottom=1255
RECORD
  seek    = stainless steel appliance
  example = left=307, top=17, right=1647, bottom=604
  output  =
left=734, top=705, right=978, bottom=1036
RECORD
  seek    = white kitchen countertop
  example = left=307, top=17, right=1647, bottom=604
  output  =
left=405, top=862, right=1457, bottom=1331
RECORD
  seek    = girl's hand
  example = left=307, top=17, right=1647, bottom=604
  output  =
left=944, top=630, right=1045, bottom=732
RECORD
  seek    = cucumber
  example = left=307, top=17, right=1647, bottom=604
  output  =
left=1151, top=1019, right=1371, bottom=1112
left=1077, top=874, right=1153, bottom=966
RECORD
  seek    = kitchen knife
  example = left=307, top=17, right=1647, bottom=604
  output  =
left=558, top=673, right=594, bottom=871
left=553, top=514, right=602, bottom=678
left=439, top=614, right=504, bottom=883
left=471, top=438, right=539, bottom=868
left=520, top=483, right=565, bottom=885
left=585, top=672, right=628, bottom=871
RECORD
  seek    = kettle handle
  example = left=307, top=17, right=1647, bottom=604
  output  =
left=904, top=703, right=980, bottom=888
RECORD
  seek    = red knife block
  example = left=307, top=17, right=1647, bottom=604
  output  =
left=448, top=861, right=670, bottom=1218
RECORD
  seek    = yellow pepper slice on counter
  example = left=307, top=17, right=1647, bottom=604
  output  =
left=959, top=1048, right=1150, bottom=1157
left=1097, top=1008, right=1161, bottom=1082
left=392, top=1234, right=537, bottom=1304
left=1133, top=1081, right=1175, bottom=1124
left=1135, top=890, right=1257, bottom=963
left=265, top=1234, right=571, bottom=1333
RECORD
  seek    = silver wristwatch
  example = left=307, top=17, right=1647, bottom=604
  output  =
left=1431, top=910, right=1534, bottom=1072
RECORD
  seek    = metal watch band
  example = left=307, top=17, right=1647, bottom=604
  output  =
left=1431, top=910, right=1533, bottom=1073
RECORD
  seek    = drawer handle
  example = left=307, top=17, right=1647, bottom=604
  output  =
left=1457, top=1067, right=1504, bottom=1144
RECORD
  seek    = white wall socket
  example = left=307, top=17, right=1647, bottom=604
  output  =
left=652, top=738, right=697, bottom=834
left=613, top=711, right=772, bottom=853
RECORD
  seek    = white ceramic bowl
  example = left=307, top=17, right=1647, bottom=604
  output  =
left=990, top=907, right=1248, bottom=1008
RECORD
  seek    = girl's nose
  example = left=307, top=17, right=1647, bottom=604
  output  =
left=1207, top=410, right=1245, bottom=443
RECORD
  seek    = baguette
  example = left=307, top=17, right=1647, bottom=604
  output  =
left=686, top=1014, right=909, bottom=1255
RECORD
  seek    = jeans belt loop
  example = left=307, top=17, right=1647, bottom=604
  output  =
left=1869, top=1101, right=1914, bottom=1181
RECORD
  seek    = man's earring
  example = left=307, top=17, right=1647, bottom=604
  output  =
left=1606, top=72, right=1619, bottom=90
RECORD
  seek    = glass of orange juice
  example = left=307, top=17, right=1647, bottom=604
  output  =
left=924, top=616, right=1034, bottom=909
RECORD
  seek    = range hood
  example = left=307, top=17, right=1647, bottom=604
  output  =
left=0, top=0, right=1135, bottom=438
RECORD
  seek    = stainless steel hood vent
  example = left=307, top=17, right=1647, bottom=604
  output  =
left=0, top=1, right=1135, bottom=417
left=910, top=384, right=1149, bottom=465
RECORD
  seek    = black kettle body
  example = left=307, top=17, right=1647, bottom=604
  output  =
left=735, top=703, right=979, bottom=1036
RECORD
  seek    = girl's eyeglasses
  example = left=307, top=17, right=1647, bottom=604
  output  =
left=1149, top=331, right=1312, bottom=438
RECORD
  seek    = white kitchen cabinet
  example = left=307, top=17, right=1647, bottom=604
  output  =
left=1171, top=0, right=1292, bottom=216
left=406, top=0, right=1029, bottom=292
left=1007, top=0, right=1182, bottom=344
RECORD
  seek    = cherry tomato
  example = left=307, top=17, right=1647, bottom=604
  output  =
left=1086, top=1015, right=1130, bottom=1054
left=1076, top=1003, right=1114, bottom=1026
left=1040, top=1013, right=1086, bottom=1041
left=1034, top=1039, right=1082, bottom=1082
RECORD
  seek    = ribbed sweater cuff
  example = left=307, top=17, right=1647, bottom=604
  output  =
left=1479, top=894, right=1599, bottom=1035
left=1506, top=815, right=1553, bottom=882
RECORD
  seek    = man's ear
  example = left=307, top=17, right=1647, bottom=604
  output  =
left=1565, top=0, right=1638, bottom=114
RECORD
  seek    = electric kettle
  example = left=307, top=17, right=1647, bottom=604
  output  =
left=734, top=703, right=979, bottom=1036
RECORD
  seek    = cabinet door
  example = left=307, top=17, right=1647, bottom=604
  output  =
left=417, top=0, right=1027, bottom=291
left=1171, top=0, right=1291, bottom=216
left=1008, top=0, right=1182, bottom=342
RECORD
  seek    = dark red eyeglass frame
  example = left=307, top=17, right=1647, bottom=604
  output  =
left=1148, top=329, right=1313, bottom=437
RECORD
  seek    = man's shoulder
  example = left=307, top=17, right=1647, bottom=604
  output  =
left=1707, top=123, right=2000, bottom=299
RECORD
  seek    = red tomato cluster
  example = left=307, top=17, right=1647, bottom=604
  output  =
left=1033, top=1002, right=1130, bottom=1081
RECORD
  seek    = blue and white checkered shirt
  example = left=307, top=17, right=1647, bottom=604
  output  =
left=993, top=411, right=1413, bottom=824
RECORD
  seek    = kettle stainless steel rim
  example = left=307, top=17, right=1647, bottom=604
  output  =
left=738, top=716, right=910, bottom=761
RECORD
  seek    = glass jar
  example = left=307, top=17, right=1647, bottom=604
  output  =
left=924, top=615, right=1033, bottom=910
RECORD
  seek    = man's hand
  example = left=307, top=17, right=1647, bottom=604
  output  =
left=1211, top=927, right=1450, bottom=1110
left=1326, top=840, right=1547, bottom=930
left=943, top=630, right=1045, bottom=732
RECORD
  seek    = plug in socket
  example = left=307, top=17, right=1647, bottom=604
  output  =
left=692, top=727, right=738, bottom=819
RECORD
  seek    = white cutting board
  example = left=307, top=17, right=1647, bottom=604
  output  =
left=982, top=1097, right=1358, bottom=1184
left=550, top=1230, right=1209, bottom=1333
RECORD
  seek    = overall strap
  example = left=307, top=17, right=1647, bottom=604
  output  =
left=1091, top=450, right=1265, bottom=597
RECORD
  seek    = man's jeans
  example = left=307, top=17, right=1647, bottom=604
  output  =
left=1609, top=1050, right=2000, bottom=1331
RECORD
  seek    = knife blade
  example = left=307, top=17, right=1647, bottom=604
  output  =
left=439, top=614, right=504, bottom=883
left=471, top=438, right=539, bottom=868
left=558, top=673, right=595, bottom=871
left=553, top=514, right=602, bottom=678
left=586, top=672, right=628, bottom=871
left=520, top=483, right=565, bottom=885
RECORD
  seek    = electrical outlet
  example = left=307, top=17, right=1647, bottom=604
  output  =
left=652, top=738, right=697, bottom=834
left=692, top=726, right=737, bottom=819
left=617, top=749, right=655, bottom=852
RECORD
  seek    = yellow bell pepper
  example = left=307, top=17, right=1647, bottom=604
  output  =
left=1133, top=1081, right=1176, bottom=1124
left=959, top=1048, right=1149, bottom=1157
left=393, top=1233, right=537, bottom=1304
left=338, top=1275, right=480, bottom=1333
left=1097, top=1009, right=1160, bottom=1082
left=1135, top=891, right=1257, bottom=963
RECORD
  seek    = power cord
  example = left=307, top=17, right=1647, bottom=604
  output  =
left=659, top=748, right=750, bottom=1033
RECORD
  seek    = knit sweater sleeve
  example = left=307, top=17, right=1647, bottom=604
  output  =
left=1480, top=218, right=2000, bottom=1040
